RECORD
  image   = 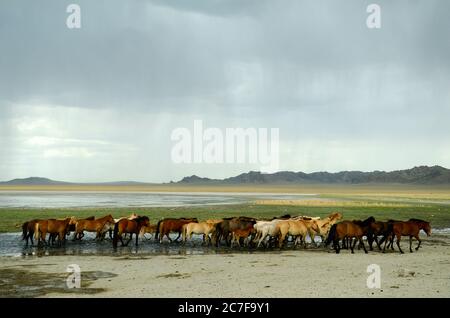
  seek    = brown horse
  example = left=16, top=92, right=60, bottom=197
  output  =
left=214, top=217, right=257, bottom=247
left=21, top=219, right=40, bottom=246
left=112, top=216, right=150, bottom=247
left=231, top=225, right=256, bottom=248
left=67, top=216, right=95, bottom=232
left=155, top=218, right=198, bottom=243
left=368, top=221, right=392, bottom=250
left=34, top=218, right=73, bottom=246
left=74, top=214, right=115, bottom=240
left=383, top=219, right=431, bottom=254
left=325, top=218, right=373, bottom=254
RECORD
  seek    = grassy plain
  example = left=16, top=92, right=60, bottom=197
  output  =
left=0, top=184, right=449, bottom=233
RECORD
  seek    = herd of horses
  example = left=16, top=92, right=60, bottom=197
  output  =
left=19, top=212, right=432, bottom=254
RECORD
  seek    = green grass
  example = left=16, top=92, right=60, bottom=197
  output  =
left=1, top=203, right=449, bottom=233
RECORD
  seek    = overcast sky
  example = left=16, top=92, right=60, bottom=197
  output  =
left=0, top=0, right=449, bottom=182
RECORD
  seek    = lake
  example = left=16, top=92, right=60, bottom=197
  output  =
left=0, top=191, right=317, bottom=208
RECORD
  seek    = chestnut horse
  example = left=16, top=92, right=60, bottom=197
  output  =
left=34, top=218, right=73, bottom=246
left=74, top=214, right=115, bottom=240
left=21, top=219, right=40, bottom=246
left=112, top=216, right=150, bottom=247
left=383, top=219, right=431, bottom=254
left=155, top=218, right=198, bottom=243
left=231, top=225, right=256, bottom=248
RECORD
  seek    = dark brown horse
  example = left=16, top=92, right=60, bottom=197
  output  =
left=383, top=219, right=431, bottom=254
left=155, top=218, right=198, bottom=243
left=368, top=221, right=391, bottom=251
left=112, top=216, right=150, bottom=247
left=325, top=217, right=375, bottom=254
left=214, top=217, right=257, bottom=247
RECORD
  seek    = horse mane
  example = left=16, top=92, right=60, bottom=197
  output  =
left=361, top=216, right=375, bottom=225
left=409, top=218, right=428, bottom=223
left=134, top=216, right=149, bottom=223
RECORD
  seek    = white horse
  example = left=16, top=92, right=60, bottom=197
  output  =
left=253, top=220, right=282, bottom=248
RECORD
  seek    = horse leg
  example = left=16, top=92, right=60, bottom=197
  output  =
left=375, top=236, right=382, bottom=251
left=415, top=234, right=422, bottom=250
left=257, top=234, right=265, bottom=248
left=334, top=239, right=340, bottom=254
left=119, top=234, right=125, bottom=246
left=350, top=237, right=356, bottom=254
left=125, top=233, right=133, bottom=246
left=409, top=236, right=413, bottom=253
left=278, top=233, right=285, bottom=249
left=174, top=232, right=181, bottom=242
left=359, top=237, right=368, bottom=254
left=135, top=232, right=139, bottom=246
left=396, top=235, right=404, bottom=254
left=382, top=235, right=389, bottom=253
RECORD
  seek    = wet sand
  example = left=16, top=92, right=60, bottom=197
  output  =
left=1, top=234, right=449, bottom=298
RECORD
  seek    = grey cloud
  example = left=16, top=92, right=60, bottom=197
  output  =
left=0, top=0, right=448, bottom=181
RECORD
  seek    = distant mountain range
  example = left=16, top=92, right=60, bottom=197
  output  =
left=178, top=165, right=450, bottom=185
left=1, top=166, right=449, bottom=186
left=0, top=177, right=151, bottom=186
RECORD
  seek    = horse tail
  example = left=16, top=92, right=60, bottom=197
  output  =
left=155, top=219, right=163, bottom=240
left=182, top=223, right=188, bottom=242
left=34, top=222, right=40, bottom=241
left=21, top=222, right=28, bottom=240
left=112, top=221, right=119, bottom=248
left=325, top=224, right=337, bottom=246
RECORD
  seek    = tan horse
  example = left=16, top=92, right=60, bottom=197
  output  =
left=34, top=217, right=73, bottom=246
left=276, top=219, right=320, bottom=248
left=74, top=214, right=115, bottom=240
left=139, top=224, right=158, bottom=239
left=308, top=212, right=343, bottom=246
left=182, top=222, right=217, bottom=245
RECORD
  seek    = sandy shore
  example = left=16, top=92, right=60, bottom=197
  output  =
left=1, top=234, right=449, bottom=298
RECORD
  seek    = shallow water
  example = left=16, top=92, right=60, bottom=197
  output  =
left=0, top=232, right=297, bottom=257
left=0, top=191, right=317, bottom=208
left=2, top=229, right=447, bottom=258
